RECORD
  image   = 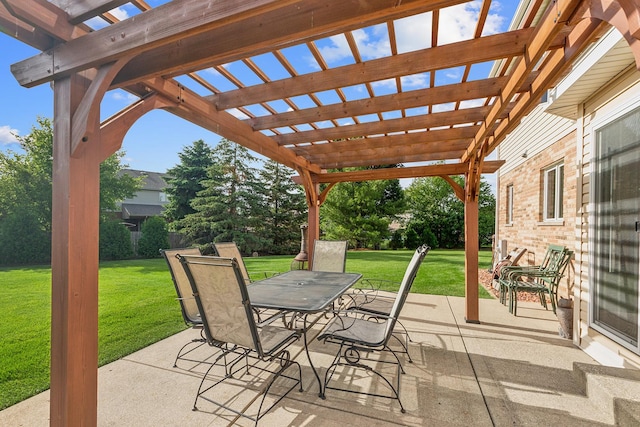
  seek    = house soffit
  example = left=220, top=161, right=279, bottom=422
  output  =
left=546, top=28, right=637, bottom=119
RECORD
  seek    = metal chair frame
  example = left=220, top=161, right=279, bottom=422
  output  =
left=179, top=254, right=302, bottom=426
left=317, top=245, right=429, bottom=413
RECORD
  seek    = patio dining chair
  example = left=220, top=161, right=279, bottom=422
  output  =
left=317, top=244, right=429, bottom=413
left=213, top=241, right=282, bottom=322
left=212, top=241, right=253, bottom=282
left=179, top=254, right=303, bottom=426
left=310, top=240, right=348, bottom=272
left=161, top=247, right=209, bottom=368
left=499, top=245, right=573, bottom=316
left=346, top=245, right=430, bottom=352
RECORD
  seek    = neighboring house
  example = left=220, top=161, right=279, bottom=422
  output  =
left=495, top=18, right=640, bottom=369
left=117, top=169, right=169, bottom=231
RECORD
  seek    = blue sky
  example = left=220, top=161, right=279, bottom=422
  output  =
left=1, top=1, right=518, bottom=177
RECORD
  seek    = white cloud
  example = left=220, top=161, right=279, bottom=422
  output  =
left=85, top=6, right=130, bottom=29
left=438, top=1, right=505, bottom=45
left=432, top=103, right=455, bottom=113
left=226, top=108, right=249, bottom=120
left=109, top=7, right=129, bottom=21
left=317, top=25, right=390, bottom=66
left=393, top=2, right=505, bottom=53
left=0, top=125, right=19, bottom=145
left=352, top=26, right=391, bottom=59
left=371, top=78, right=397, bottom=90
left=394, top=12, right=432, bottom=54
left=110, top=90, right=139, bottom=103
left=401, top=73, right=428, bottom=88
left=317, top=34, right=352, bottom=64
left=459, top=98, right=486, bottom=109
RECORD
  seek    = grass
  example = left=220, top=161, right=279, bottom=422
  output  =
left=0, top=249, right=491, bottom=410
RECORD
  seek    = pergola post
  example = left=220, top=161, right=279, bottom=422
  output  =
left=50, top=74, right=102, bottom=426
left=464, top=160, right=481, bottom=324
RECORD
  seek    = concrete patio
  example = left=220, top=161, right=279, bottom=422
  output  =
left=3, top=293, right=639, bottom=427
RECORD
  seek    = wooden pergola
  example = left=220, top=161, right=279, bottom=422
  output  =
left=2, top=0, right=640, bottom=425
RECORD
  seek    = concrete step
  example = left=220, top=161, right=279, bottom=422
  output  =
left=573, top=362, right=640, bottom=426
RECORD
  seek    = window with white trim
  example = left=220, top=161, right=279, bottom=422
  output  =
left=543, top=162, right=564, bottom=221
left=506, top=184, right=513, bottom=225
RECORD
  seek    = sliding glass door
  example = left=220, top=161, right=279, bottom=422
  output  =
left=592, top=106, right=640, bottom=351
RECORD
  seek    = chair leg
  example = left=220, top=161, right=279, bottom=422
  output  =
left=549, top=290, right=557, bottom=314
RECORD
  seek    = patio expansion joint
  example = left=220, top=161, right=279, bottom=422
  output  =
left=445, top=296, right=496, bottom=427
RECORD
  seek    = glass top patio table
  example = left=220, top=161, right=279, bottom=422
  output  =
left=248, top=270, right=362, bottom=312
left=248, top=269, right=362, bottom=396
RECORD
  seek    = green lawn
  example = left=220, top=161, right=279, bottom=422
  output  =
left=0, top=249, right=491, bottom=410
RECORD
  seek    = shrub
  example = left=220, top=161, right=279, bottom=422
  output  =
left=137, top=216, right=169, bottom=258
left=99, top=220, right=133, bottom=260
left=389, top=229, right=404, bottom=250
left=0, top=209, right=51, bottom=265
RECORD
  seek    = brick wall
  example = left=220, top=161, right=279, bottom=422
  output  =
left=497, top=130, right=577, bottom=299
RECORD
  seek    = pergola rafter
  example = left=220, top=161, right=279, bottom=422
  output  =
left=3, top=1, right=640, bottom=426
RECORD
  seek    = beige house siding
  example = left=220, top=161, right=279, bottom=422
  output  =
left=498, top=103, right=575, bottom=175
left=498, top=130, right=577, bottom=300
left=576, top=66, right=640, bottom=368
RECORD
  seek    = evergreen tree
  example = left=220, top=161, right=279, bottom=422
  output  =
left=177, top=139, right=265, bottom=255
left=163, top=139, right=214, bottom=226
left=257, top=160, right=307, bottom=255
left=321, top=166, right=405, bottom=249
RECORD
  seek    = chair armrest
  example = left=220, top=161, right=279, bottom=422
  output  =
left=357, top=278, right=400, bottom=291
left=248, top=270, right=282, bottom=281
left=499, top=265, right=542, bottom=280
left=504, top=269, right=562, bottom=283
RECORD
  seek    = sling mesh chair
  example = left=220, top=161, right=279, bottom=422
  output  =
left=212, top=242, right=254, bottom=282
left=317, top=245, right=429, bottom=413
left=310, top=240, right=348, bottom=273
left=179, top=254, right=302, bottom=426
left=346, top=245, right=430, bottom=355
left=161, top=247, right=210, bottom=368
left=213, top=241, right=282, bottom=322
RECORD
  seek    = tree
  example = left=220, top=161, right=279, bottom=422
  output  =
left=321, top=166, right=405, bottom=249
left=0, top=117, right=141, bottom=265
left=163, top=139, right=214, bottom=226
left=478, top=179, right=497, bottom=247
left=257, top=160, right=307, bottom=255
left=101, top=153, right=140, bottom=217
left=405, top=175, right=495, bottom=249
left=176, top=138, right=265, bottom=255
left=137, top=216, right=170, bottom=258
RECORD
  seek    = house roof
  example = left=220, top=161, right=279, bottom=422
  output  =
left=1, top=0, right=619, bottom=185
left=121, top=169, right=169, bottom=192
left=121, top=203, right=164, bottom=219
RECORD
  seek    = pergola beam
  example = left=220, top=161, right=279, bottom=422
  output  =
left=141, top=77, right=321, bottom=174
left=462, top=0, right=583, bottom=163
left=273, top=107, right=492, bottom=146
left=48, top=0, right=131, bottom=25
left=292, top=161, right=504, bottom=184
left=12, top=0, right=470, bottom=88
left=0, top=2, right=54, bottom=50
left=291, top=127, right=479, bottom=155
left=212, top=28, right=537, bottom=110
left=245, top=77, right=522, bottom=130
